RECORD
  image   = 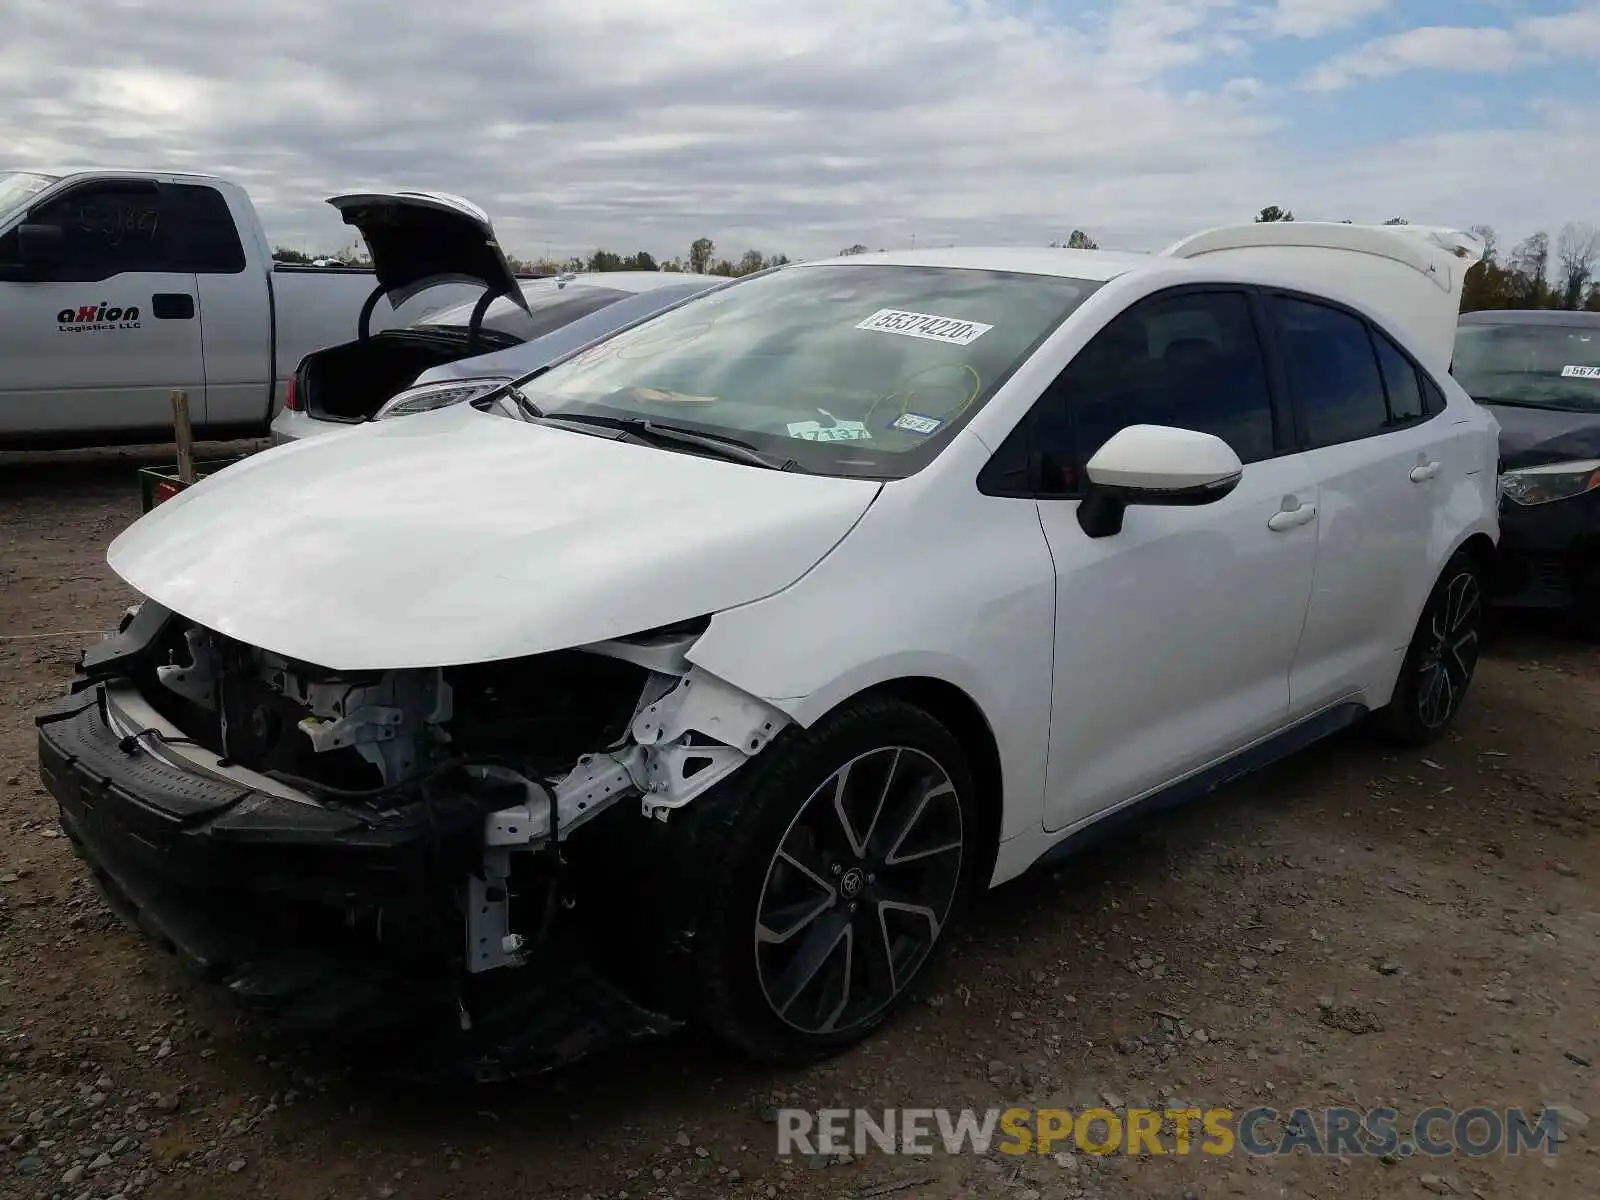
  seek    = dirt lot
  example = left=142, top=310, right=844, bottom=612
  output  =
left=2, top=444, right=1596, bottom=1200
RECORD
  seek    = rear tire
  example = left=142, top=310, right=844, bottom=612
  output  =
left=1374, top=549, right=1485, bottom=746
left=675, top=695, right=978, bottom=1064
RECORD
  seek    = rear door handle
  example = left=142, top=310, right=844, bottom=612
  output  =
left=151, top=293, right=195, bottom=320
left=1410, top=460, right=1441, bottom=482
left=1268, top=502, right=1317, bottom=531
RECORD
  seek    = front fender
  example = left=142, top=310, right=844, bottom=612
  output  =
left=683, top=481, right=1058, bottom=845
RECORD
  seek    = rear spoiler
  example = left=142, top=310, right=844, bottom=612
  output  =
left=1161, top=222, right=1485, bottom=378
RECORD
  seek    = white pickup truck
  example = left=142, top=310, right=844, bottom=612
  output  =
left=0, top=169, right=487, bottom=449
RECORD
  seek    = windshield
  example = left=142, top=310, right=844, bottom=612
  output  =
left=0, top=171, right=59, bottom=225
left=513, top=263, right=1101, bottom=479
left=1452, top=322, right=1600, bottom=412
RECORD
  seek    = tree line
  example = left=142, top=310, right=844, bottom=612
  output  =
left=274, top=211, right=1599, bottom=311
left=273, top=238, right=791, bottom=279
left=1251, top=206, right=1600, bottom=312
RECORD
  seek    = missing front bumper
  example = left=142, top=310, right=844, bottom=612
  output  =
left=35, top=685, right=681, bottom=1079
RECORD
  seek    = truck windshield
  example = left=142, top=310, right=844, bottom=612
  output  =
left=0, top=172, right=59, bottom=225
left=514, top=263, right=1100, bottom=479
left=1453, top=322, right=1600, bottom=413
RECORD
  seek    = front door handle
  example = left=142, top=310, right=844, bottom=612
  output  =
left=1410, top=460, right=1441, bottom=483
left=1268, top=502, right=1317, bottom=531
left=151, top=293, right=195, bottom=320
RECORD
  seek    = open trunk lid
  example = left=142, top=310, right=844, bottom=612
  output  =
left=1159, top=222, right=1484, bottom=378
left=326, top=190, right=530, bottom=312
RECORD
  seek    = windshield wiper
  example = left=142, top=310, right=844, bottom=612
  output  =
left=538, top=413, right=800, bottom=470
left=500, top=383, right=545, bottom=420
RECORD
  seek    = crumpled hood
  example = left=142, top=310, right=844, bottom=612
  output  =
left=108, top=406, right=881, bottom=670
left=1486, top=403, right=1600, bottom=470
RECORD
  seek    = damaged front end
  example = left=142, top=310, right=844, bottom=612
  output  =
left=34, top=599, right=789, bottom=1079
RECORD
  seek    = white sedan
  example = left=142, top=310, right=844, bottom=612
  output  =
left=37, top=223, right=1497, bottom=1074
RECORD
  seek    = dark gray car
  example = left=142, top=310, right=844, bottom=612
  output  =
left=1453, top=309, right=1600, bottom=634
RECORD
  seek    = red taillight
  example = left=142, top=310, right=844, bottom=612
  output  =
left=283, top=374, right=301, bottom=411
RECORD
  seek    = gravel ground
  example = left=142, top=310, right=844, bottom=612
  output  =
left=2, top=443, right=1596, bottom=1200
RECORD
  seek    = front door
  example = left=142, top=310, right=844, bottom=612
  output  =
left=0, top=178, right=203, bottom=440
left=1026, top=287, right=1319, bottom=831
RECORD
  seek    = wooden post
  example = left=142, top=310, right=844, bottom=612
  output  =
left=170, top=389, right=195, bottom=484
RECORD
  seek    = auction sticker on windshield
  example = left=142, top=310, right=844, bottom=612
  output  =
left=857, top=309, right=993, bottom=346
left=787, top=418, right=872, bottom=441
left=1561, top=365, right=1600, bottom=379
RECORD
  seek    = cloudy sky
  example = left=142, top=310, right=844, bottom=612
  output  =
left=4, top=0, right=1597, bottom=263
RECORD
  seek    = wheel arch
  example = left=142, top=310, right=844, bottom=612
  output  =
left=794, top=674, right=1007, bottom=894
left=873, top=676, right=1004, bottom=891
left=1453, top=530, right=1497, bottom=579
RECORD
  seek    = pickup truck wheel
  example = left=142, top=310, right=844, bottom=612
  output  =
left=683, top=696, right=976, bottom=1064
left=1375, top=549, right=1485, bottom=746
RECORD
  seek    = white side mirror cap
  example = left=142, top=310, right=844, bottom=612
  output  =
left=1078, top=424, right=1244, bottom=539
left=1085, top=424, right=1243, bottom=494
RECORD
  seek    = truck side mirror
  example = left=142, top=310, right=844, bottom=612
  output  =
left=16, top=223, right=65, bottom=269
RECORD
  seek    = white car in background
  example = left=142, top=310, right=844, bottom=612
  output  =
left=268, top=191, right=727, bottom=442
left=38, top=222, right=1497, bottom=1077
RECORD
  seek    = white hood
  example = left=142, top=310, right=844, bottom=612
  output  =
left=108, top=406, right=882, bottom=671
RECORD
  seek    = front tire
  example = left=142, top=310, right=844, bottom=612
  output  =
left=1375, top=549, right=1485, bottom=746
left=681, top=695, right=978, bottom=1063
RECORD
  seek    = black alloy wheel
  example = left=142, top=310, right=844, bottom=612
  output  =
left=676, top=695, right=978, bottom=1063
left=1376, top=549, right=1486, bottom=746
left=1414, top=567, right=1483, bottom=730
left=752, top=745, right=965, bottom=1036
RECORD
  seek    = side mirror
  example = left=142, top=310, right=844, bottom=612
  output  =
left=1077, top=423, right=1243, bottom=538
left=15, top=223, right=64, bottom=269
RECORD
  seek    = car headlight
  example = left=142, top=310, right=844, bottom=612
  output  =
left=372, top=378, right=513, bottom=420
left=1499, top=459, right=1600, bottom=506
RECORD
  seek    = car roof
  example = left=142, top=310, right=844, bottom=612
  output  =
left=11, top=168, right=226, bottom=185
left=520, top=271, right=724, bottom=297
left=1459, top=309, right=1600, bottom=328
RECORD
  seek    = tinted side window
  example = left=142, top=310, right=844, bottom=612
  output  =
left=1420, top=372, right=1447, bottom=416
left=1371, top=328, right=1424, bottom=423
left=166, top=184, right=245, bottom=274
left=1029, top=289, right=1276, bottom=495
left=28, top=184, right=176, bottom=280
left=1268, top=295, right=1389, bottom=447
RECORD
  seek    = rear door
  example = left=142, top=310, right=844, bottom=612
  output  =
left=1263, top=291, right=1463, bottom=713
left=0, top=177, right=204, bottom=440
